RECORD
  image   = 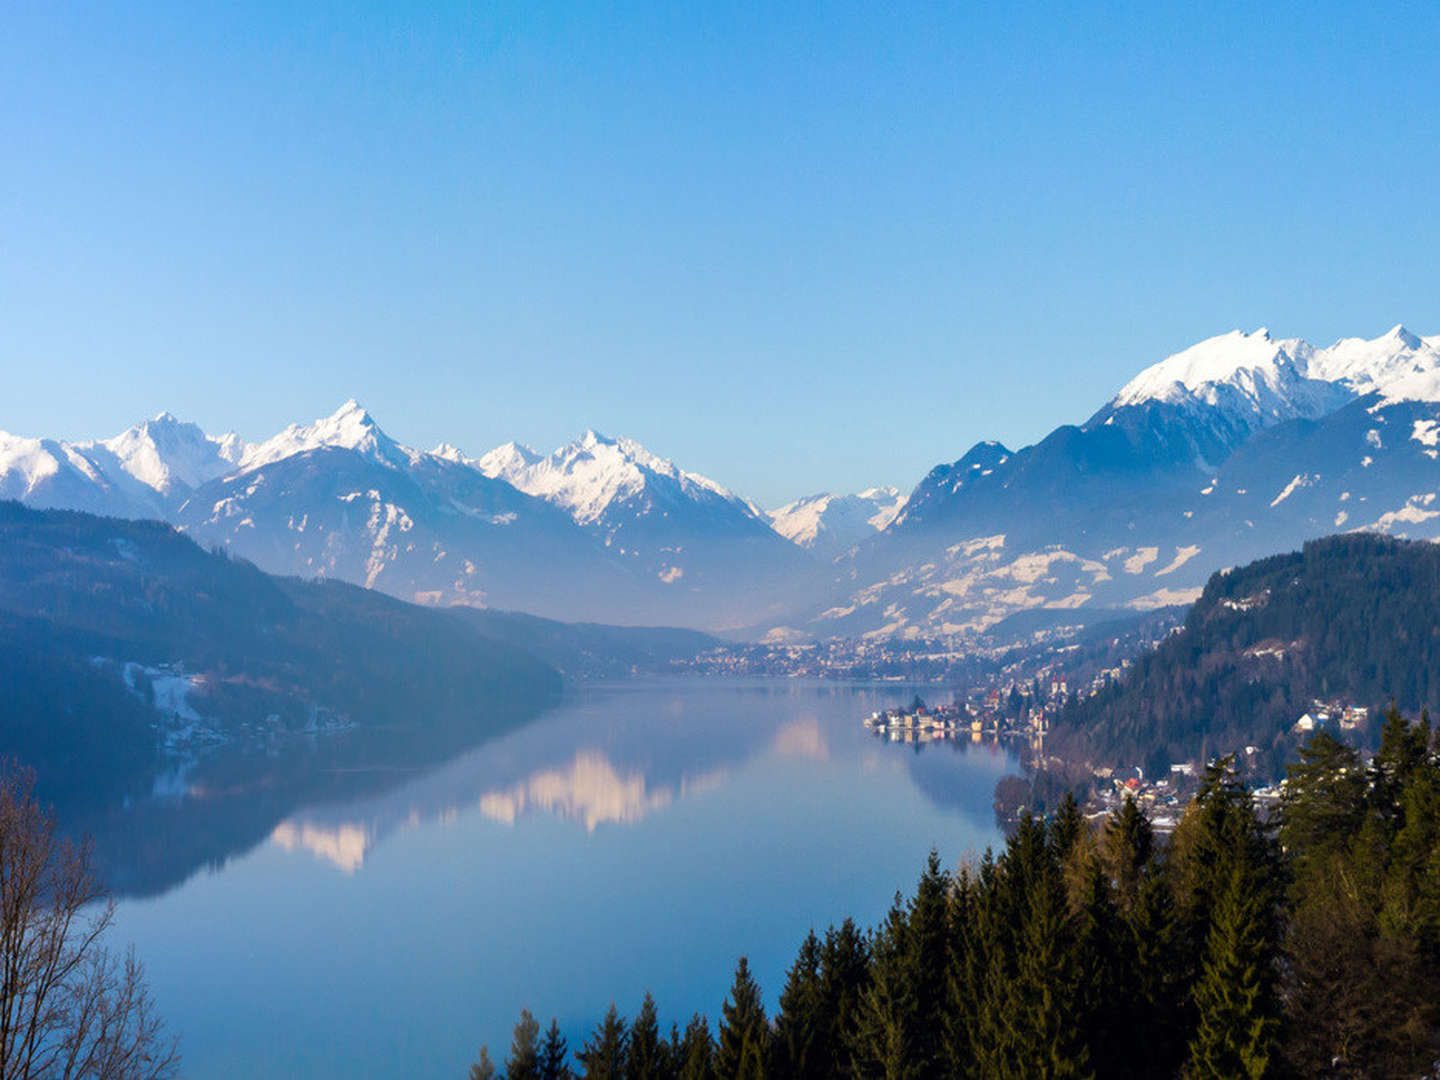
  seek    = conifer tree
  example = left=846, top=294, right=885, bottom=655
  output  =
left=1050, top=792, right=1085, bottom=867
left=852, top=896, right=919, bottom=1080
left=508, top=1009, right=543, bottom=1080
left=541, top=1019, right=573, bottom=1080
left=1128, top=860, right=1187, bottom=1078
left=469, top=1046, right=499, bottom=1080
left=818, top=918, right=871, bottom=1078
left=1101, top=796, right=1153, bottom=913
left=1184, top=856, right=1280, bottom=1080
left=1280, top=732, right=1365, bottom=877
left=578, top=1006, right=629, bottom=1080
left=674, top=1015, right=714, bottom=1080
left=1171, top=759, right=1265, bottom=979
left=1004, top=847, right=1092, bottom=1080
left=907, top=851, right=953, bottom=1077
left=973, top=826, right=1032, bottom=1080
left=627, top=993, right=670, bottom=1080
left=1371, top=705, right=1431, bottom=825
left=944, top=867, right=987, bottom=1079
left=772, top=930, right=824, bottom=1080
left=715, top=957, right=768, bottom=1080
left=1072, top=859, right=1126, bottom=1080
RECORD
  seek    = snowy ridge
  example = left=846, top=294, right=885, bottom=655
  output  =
left=1112, top=325, right=1440, bottom=429
left=477, top=429, right=751, bottom=528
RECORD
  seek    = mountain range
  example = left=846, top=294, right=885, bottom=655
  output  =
left=5, top=324, right=1440, bottom=635
left=792, top=324, right=1440, bottom=639
left=0, top=404, right=821, bottom=628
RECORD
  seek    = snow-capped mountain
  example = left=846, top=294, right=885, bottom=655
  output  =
left=238, top=399, right=414, bottom=472
left=0, top=403, right=826, bottom=628
left=1102, top=325, right=1440, bottom=436
left=478, top=430, right=754, bottom=531
left=476, top=429, right=815, bottom=611
left=0, top=412, right=245, bottom=518
left=788, top=325, right=1440, bottom=640
left=767, top=488, right=907, bottom=559
left=93, top=412, right=247, bottom=496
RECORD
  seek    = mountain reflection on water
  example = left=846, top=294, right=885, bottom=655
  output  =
left=262, top=714, right=834, bottom=874
left=99, top=679, right=1015, bottom=1080
left=74, top=681, right=1016, bottom=895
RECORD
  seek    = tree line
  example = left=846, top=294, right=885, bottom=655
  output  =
left=473, top=707, right=1440, bottom=1079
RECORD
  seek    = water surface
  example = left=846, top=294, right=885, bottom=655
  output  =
left=109, top=678, right=1014, bottom=1078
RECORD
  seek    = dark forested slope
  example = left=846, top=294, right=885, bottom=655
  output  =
left=1057, top=532, right=1440, bottom=771
left=0, top=501, right=561, bottom=800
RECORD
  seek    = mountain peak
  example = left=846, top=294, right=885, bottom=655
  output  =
left=1112, top=328, right=1302, bottom=410
left=430, top=441, right=471, bottom=464
left=1385, top=324, right=1421, bottom=349
left=241, top=400, right=407, bottom=471
left=88, top=412, right=246, bottom=495
left=475, top=440, right=542, bottom=482
left=328, top=398, right=374, bottom=427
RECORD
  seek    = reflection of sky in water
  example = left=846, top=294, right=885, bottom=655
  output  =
left=111, top=679, right=1014, bottom=1079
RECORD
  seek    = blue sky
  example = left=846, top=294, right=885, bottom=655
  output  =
left=4, top=1, right=1438, bottom=506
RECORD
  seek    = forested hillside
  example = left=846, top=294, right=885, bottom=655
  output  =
left=0, top=501, right=561, bottom=802
left=1056, top=532, right=1440, bottom=773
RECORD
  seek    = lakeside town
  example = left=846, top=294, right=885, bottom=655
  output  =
left=860, top=688, right=1380, bottom=832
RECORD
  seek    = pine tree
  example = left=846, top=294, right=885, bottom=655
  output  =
left=1072, top=859, right=1126, bottom=1080
left=1373, top=705, right=1432, bottom=823
left=469, top=1046, right=499, bottom=1080
left=818, top=918, right=871, bottom=1078
left=979, top=814, right=1092, bottom=1080
left=1128, top=861, right=1187, bottom=1079
left=1050, top=793, right=1085, bottom=867
left=1005, top=854, right=1092, bottom=1080
left=1101, top=797, right=1153, bottom=913
left=715, top=957, right=768, bottom=1080
left=1280, top=732, right=1365, bottom=877
left=944, top=866, right=987, bottom=1079
left=674, top=1015, right=714, bottom=1080
left=627, top=993, right=670, bottom=1080
left=541, top=1019, right=573, bottom=1080
left=852, top=897, right=919, bottom=1080
left=772, top=930, right=824, bottom=1080
left=907, top=851, right=953, bottom=1078
left=508, top=1009, right=543, bottom=1080
left=578, top=1006, right=629, bottom=1080
left=1184, top=856, right=1280, bottom=1080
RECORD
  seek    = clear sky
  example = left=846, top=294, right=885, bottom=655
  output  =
left=4, top=2, right=1438, bottom=507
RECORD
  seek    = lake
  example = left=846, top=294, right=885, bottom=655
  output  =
left=105, top=678, right=1015, bottom=1078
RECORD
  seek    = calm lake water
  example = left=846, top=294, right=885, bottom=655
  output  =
left=106, top=678, right=1014, bottom=1079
